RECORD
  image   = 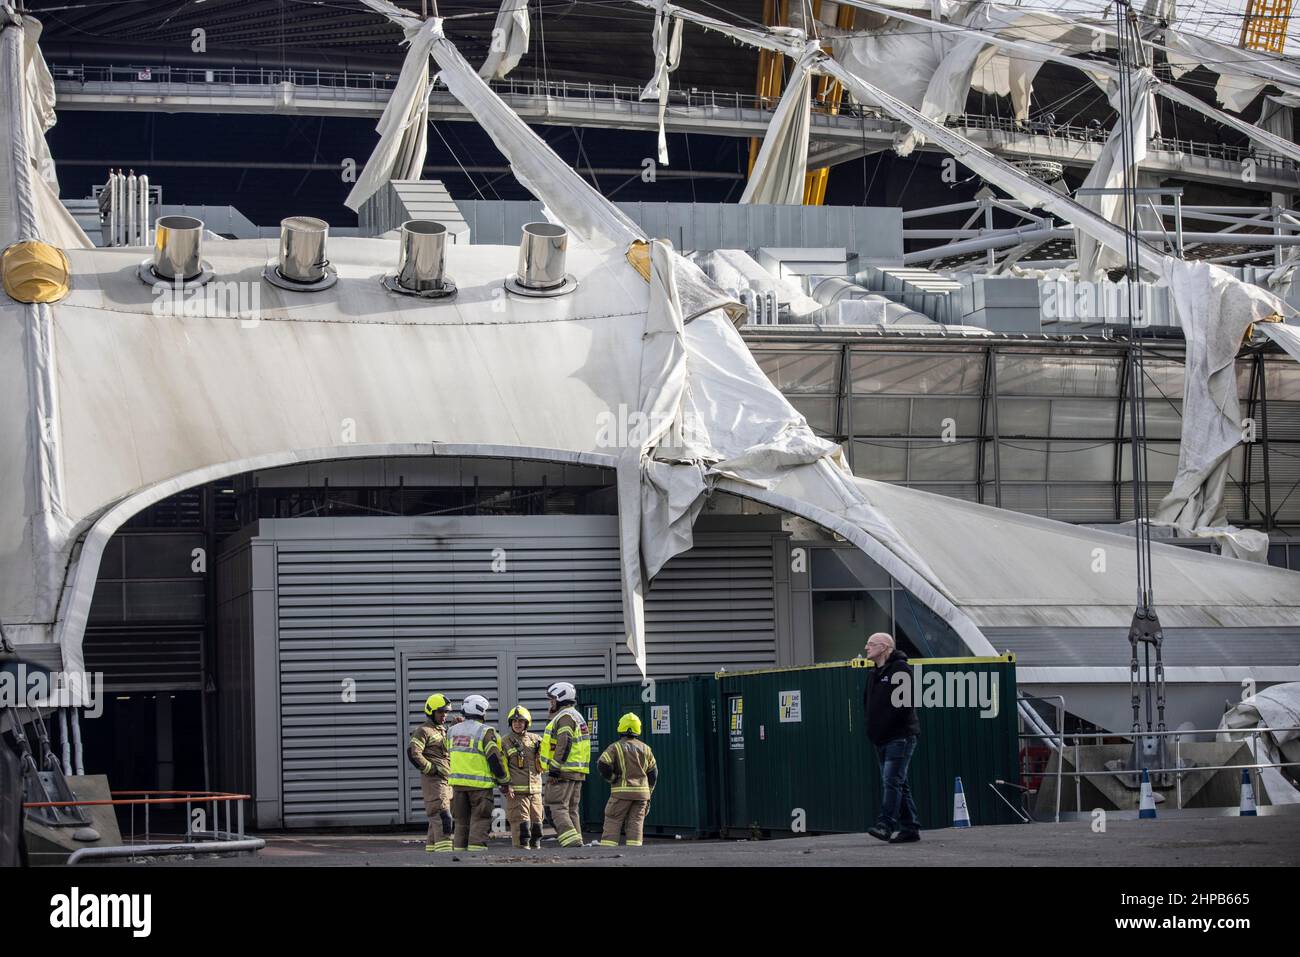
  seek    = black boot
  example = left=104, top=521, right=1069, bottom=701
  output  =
left=518, top=822, right=531, bottom=849
left=529, top=822, right=542, bottom=850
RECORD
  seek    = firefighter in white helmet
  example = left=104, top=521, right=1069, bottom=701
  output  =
left=539, top=681, right=591, bottom=847
left=447, top=694, right=509, bottom=851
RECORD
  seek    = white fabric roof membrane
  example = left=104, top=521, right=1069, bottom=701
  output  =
left=640, top=0, right=684, bottom=167
left=478, top=0, right=530, bottom=82
left=5, top=12, right=1300, bottom=700
left=344, top=6, right=436, bottom=213
left=1074, top=67, right=1157, bottom=281
left=1219, top=682, right=1300, bottom=805
left=740, top=44, right=817, bottom=205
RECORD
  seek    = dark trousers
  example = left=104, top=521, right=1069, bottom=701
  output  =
left=874, top=735, right=920, bottom=834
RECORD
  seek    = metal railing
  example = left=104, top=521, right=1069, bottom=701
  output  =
left=24, top=789, right=263, bottom=863
left=1016, top=725, right=1300, bottom=821
left=50, top=63, right=1290, bottom=174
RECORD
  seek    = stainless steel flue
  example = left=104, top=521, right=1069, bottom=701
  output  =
left=397, top=220, right=448, bottom=292
left=278, top=216, right=330, bottom=283
left=516, top=222, right=568, bottom=289
left=153, top=215, right=204, bottom=280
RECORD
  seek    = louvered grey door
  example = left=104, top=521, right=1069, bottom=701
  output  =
left=509, top=647, right=613, bottom=731
left=268, top=517, right=780, bottom=827
left=617, top=534, right=780, bottom=679
left=400, top=652, right=503, bottom=824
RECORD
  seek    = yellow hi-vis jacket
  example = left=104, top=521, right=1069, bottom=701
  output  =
left=448, top=719, right=508, bottom=789
left=539, top=706, right=591, bottom=778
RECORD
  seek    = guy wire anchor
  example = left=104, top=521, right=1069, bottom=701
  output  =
left=1127, top=605, right=1169, bottom=786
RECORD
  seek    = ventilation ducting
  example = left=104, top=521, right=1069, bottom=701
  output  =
left=383, top=220, right=456, bottom=298
left=504, top=222, right=577, bottom=297
left=264, top=216, right=337, bottom=292
left=138, top=214, right=211, bottom=288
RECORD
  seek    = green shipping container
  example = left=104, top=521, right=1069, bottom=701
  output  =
left=576, top=676, right=720, bottom=838
left=715, top=656, right=1019, bottom=836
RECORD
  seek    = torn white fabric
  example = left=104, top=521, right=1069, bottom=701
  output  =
left=741, top=46, right=817, bottom=204
left=478, top=0, right=530, bottom=81
left=344, top=13, right=436, bottom=212
left=640, top=1, right=683, bottom=166
left=1155, top=260, right=1287, bottom=531
left=631, top=0, right=805, bottom=59
left=816, top=53, right=1164, bottom=273
left=617, top=239, right=690, bottom=673
left=20, top=17, right=57, bottom=194
left=843, top=0, right=1300, bottom=169
left=1074, top=68, right=1156, bottom=280
left=424, top=20, right=644, bottom=251
left=1165, top=27, right=1300, bottom=114
left=1185, top=526, right=1270, bottom=564
left=1259, top=321, right=1300, bottom=364
left=1219, top=683, right=1300, bottom=805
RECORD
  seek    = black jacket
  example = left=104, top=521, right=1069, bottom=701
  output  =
left=864, top=650, right=922, bottom=746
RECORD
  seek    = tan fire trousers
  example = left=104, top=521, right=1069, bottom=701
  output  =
left=600, top=796, right=649, bottom=847
left=505, top=791, right=543, bottom=847
left=421, top=775, right=453, bottom=851
left=543, top=778, right=584, bottom=847
left=451, top=787, right=495, bottom=850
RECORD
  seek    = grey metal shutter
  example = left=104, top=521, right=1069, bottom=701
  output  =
left=82, top=625, right=203, bottom=691
left=617, top=533, right=779, bottom=679
left=400, top=653, right=502, bottom=825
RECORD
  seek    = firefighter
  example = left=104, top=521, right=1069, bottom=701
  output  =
left=408, top=692, right=454, bottom=853
left=596, top=712, right=658, bottom=847
left=501, top=705, right=544, bottom=850
left=447, top=694, right=510, bottom=851
left=539, top=681, right=591, bottom=848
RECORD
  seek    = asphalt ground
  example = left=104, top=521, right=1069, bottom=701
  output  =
left=149, top=814, right=1300, bottom=867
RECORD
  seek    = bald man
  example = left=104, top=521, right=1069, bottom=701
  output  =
left=863, top=632, right=921, bottom=844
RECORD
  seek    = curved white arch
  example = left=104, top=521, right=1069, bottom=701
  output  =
left=53, top=440, right=992, bottom=702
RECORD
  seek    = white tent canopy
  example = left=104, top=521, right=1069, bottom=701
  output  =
left=4, top=10, right=1300, bottom=704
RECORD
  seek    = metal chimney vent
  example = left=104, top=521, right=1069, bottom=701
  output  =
left=383, top=220, right=456, bottom=299
left=264, top=216, right=338, bottom=292
left=504, top=222, right=578, bottom=297
left=137, top=214, right=212, bottom=288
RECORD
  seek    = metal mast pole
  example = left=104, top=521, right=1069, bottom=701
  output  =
left=1116, top=0, right=1166, bottom=783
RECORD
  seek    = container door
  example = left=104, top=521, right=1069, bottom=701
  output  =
left=399, top=652, right=503, bottom=825
left=725, top=693, right=747, bottom=830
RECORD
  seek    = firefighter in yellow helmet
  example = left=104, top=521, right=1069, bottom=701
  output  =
left=539, top=681, right=591, bottom=847
left=597, top=713, right=658, bottom=847
left=501, top=705, right=544, bottom=849
left=408, top=692, right=453, bottom=852
left=448, top=694, right=510, bottom=851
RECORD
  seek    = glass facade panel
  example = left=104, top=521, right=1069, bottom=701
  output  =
left=754, top=349, right=840, bottom=393
left=909, top=397, right=981, bottom=437
left=997, top=354, right=1120, bottom=396
left=852, top=352, right=983, bottom=395
left=788, top=395, right=838, bottom=434
left=852, top=440, right=908, bottom=481
left=811, top=548, right=893, bottom=589
left=908, top=440, right=977, bottom=481
left=851, top=396, right=911, bottom=435
left=1050, top=398, right=1116, bottom=438
left=996, top=397, right=1050, bottom=437
left=1048, top=441, right=1114, bottom=482
left=812, top=591, right=893, bottom=663
left=991, top=440, right=1048, bottom=482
